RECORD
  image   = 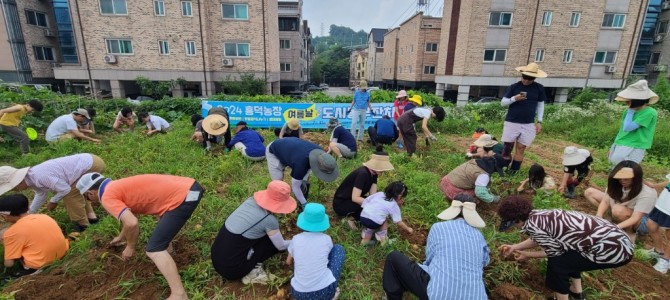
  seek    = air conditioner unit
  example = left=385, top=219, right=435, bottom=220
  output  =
left=103, top=54, right=117, bottom=64
left=606, top=65, right=617, bottom=73
left=654, top=65, right=668, bottom=72
left=655, top=34, right=665, bottom=42
left=663, top=1, right=670, bottom=10
left=43, top=29, right=54, bottom=37
left=222, top=58, right=234, bottom=67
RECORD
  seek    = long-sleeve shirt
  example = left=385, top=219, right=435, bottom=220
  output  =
left=25, top=154, right=94, bottom=213
left=227, top=128, right=265, bottom=157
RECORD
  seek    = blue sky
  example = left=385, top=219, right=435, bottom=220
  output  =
left=303, top=0, right=444, bottom=37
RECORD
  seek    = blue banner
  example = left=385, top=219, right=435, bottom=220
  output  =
left=202, top=101, right=396, bottom=129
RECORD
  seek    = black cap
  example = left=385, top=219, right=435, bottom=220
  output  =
left=236, top=121, right=247, bottom=126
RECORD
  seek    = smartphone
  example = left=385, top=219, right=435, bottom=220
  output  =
left=520, top=92, right=527, bottom=98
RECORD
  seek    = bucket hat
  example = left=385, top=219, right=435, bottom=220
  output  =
left=473, top=134, right=498, bottom=148
left=363, top=154, right=394, bottom=172
left=297, top=203, right=330, bottom=232
left=396, top=90, right=407, bottom=98
left=613, top=167, right=635, bottom=179
left=0, top=166, right=29, bottom=195
left=308, top=150, right=339, bottom=182
left=202, top=114, right=229, bottom=136
left=287, top=119, right=300, bottom=130
left=437, top=194, right=485, bottom=228
left=76, top=172, right=106, bottom=194
left=408, top=95, right=423, bottom=106
left=562, top=146, right=591, bottom=166
left=615, top=80, right=659, bottom=104
left=254, top=180, right=297, bottom=214
left=360, top=80, right=368, bottom=89
left=73, top=108, right=91, bottom=120
left=515, top=63, right=548, bottom=78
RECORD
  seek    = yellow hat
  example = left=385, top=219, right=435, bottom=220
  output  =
left=409, top=95, right=423, bottom=106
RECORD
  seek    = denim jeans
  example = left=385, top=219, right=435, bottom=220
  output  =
left=350, top=109, right=367, bottom=140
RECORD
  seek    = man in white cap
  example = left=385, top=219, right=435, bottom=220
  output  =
left=608, top=79, right=659, bottom=165
left=45, top=108, right=100, bottom=143
left=500, top=62, right=548, bottom=174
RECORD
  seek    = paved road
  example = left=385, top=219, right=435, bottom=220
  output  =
left=325, top=87, right=352, bottom=98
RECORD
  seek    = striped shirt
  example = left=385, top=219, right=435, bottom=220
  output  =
left=25, top=153, right=94, bottom=213
left=522, top=210, right=634, bottom=264
left=420, top=219, right=489, bottom=300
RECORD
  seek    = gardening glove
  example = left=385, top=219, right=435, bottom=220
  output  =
left=430, top=135, right=438, bottom=141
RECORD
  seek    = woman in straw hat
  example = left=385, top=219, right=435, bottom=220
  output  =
left=608, top=79, right=659, bottom=165
left=211, top=180, right=296, bottom=285
left=584, top=160, right=657, bottom=242
left=500, top=62, right=548, bottom=174
left=382, top=194, right=489, bottom=300
left=467, top=133, right=500, bottom=159
left=274, top=119, right=303, bottom=139
left=439, top=154, right=505, bottom=203
left=558, top=146, right=593, bottom=198
left=333, top=146, right=394, bottom=230
left=498, top=196, right=633, bottom=300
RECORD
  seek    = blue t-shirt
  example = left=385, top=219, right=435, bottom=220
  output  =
left=268, top=137, right=321, bottom=179
left=227, top=128, right=266, bottom=157
left=353, top=89, right=371, bottom=109
left=375, top=118, right=396, bottom=137
left=331, top=126, right=357, bottom=152
left=503, top=81, right=546, bottom=124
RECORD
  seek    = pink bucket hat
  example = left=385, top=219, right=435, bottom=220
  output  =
left=396, top=90, right=408, bottom=98
left=254, top=180, right=297, bottom=214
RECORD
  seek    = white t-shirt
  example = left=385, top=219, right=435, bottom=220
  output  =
left=45, top=114, right=78, bottom=141
left=413, top=107, right=432, bottom=119
left=288, top=232, right=336, bottom=292
left=654, top=188, right=670, bottom=215
left=360, top=192, right=402, bottom=225
left=147, top=115, right=170, bottom=130
left=608, top=184, right=657, bottom=214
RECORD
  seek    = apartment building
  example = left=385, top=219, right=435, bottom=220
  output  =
left=435, top=0, right=647, bottom=106
left=365, top=28, right=387, bottom=86
left=381, top=12, right=442, bottom=91
left=349, top=48, right=368, bottom=85
left=643, top=0, right=668, bottom=83
left=278, top=0, right=312, bottom=93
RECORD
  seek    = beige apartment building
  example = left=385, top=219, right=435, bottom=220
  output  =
left=381, top=12, right=441, bottom=91
left=436, top=0, right=647, bottom=106
left=278, top=0, right=312, bottom=93
left=366, top=28, right=387, bottom=86
left=349, top=48, right=368, bottom=86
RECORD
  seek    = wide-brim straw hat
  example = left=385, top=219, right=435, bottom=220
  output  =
left=0, top=166, right=29, bottom=195
left=613, top=167, right=635, bottom=179
left=360, top=80, right=368, bottom=89
left=562, top=146, right=590, bottom=166
left=437, top=194, right=485, bottom=228
left=297, top=203, right=330, bottom=232
left=254, top=180, right=297, bottom=214
left=615, top=79, right=659, bottom=104
left=308, top=149, right=339, bottom=182
left=202, top=114, right=229, bottom=136
left=473, top=134, right=498, bottom=148
left=396, top=90, right=407, bottom=98
left=515, top=63, right=548, bottom=78
left=363, top=154, right=394, bottom=172
left=287, top=119, right=300, bottom=130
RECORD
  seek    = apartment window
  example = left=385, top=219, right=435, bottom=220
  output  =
left=280, top=63, right=291, bottom=72
left=100, top=0, right=128, bottom=15
left=33, top=46, right=54, bottom=61
left=542, top=11, right=552, bottom=26
left=562, top=50, right=573, bottom=63
left=224, top=42, right=250, bottom=57
left=154, top=0, right=165, bottom=16
left=534, top=49, right=545, bottom=62
left=489, top=12, right=512, bottom=26
left=181, top=1, right=193, bottom=16
left=570, top=12, right=581, bottom=27
left=602, top=13, right=625, bottom=28
left=25, top=10, right=48, bottom=27
left=425, top=43, right=438, bottom=52
left=106, top=39, right=133, bottom=54
left=594, top=51, right=617, bottom=64
left=280, top=39, right=291, bottom=49
left=483, top=49, right=506, bottom=62
left=423, top=66, right=436, bottom=74
left=185, top=41, right=196, bottom=56
left=410, top=45, right=414, bottom=53
left=657, top=21, right=669, bottom=35
left=159, top=40, right=170, bottom=55
left=222, top=3, right=248, bottom=20
left=650, top=52, right=661, bottom=65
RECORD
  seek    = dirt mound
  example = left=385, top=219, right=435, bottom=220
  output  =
left=491, top=283, right=536, bottom=300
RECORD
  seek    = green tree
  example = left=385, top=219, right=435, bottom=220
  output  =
left=653, top=72, right=670, bottom=111
left=220, top=73, right=266, bottom=96
left=135, top=76, right=172, bottom=99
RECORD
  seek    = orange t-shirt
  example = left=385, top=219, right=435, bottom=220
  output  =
left=3, top=214, right=69, bottom=269
left=100, top=175, right=195, bottom=219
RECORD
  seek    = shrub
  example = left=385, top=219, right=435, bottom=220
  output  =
left=569, top=87, right=609, bottom=108
left=653, top=72, right=670, bottom=112
left=220, top=73, right=266, bottom=96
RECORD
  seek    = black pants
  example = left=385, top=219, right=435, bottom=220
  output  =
left=332, top=198, right=363, bottom=221
left=367, top=126, right=398, bottom=145
left=546, top=250, right=632, bottom=294
left=146, top=182, right=204, bottom=252
left=383, top=251, right=430, bottom=300
left=211, top=225, right=280, bottom=280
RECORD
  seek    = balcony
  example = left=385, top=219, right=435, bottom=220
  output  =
left=278, top=5, right=300, bottom=16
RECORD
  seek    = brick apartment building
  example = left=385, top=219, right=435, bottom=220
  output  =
left=381, top=12, right=442, bottom=91
left=365, top=28, right=387, bottom=87
left=435, top=0, right=648, bottom=106
left=278, top=0, right=313, bottom=93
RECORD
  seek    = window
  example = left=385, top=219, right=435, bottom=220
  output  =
left=106, top=39, right=133, bottom=54
left=279, top=17, right=298, bottom=31
left=181, top=1, right=192, bottom=16
left=594, top=51, right=617, bottom=64
left=154, top=0, right=165, bottom=16
left=423, top=66, right=435, bottom=74
left=224, top=42, right=250, bottom=57
left=602, top=13, right=625, bottom=28
left=570, top=12, right=581, bottom=27
left=535, top=49, right=545, bottom=62
left=489, top=12, right=512, bottom=26
left=425, top=43, right=438, bottom=52
left=25, top=10, right=48, bottom=27
left=562, top=50, right=573, bottom=63
left=185, top=41, right=196, bottom=56
left=650, top=52, right=661, bottom=65
left=657, top=21, right=669, bottom=35
left=542, top=11, right=552, bottom=26
left=483, top=49, right=507, bottom=62
left=280, top=63, right=291, bottom=72
left=280, top=39, right=291, bottom=49
left=100, top=0, right=127, bottom=15
left=33, top=46, right=54, bottom=61
left=222, top=3, right=248, bottom=20
left=159, top=40, right=169, bottom=55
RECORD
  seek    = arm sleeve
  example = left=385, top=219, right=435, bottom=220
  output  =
left=29, top=190, right=48, bottom=213
left=622, top=109, right=640, bottom=132
left=291, top=178, right=307, bottom=204
left=501, top=96, right=515, bottom=107
left=268, top=230, right=290, bottom=251
left=536, top=101, right=545, bottom=122
left=475, top=185, right=499, bottom=203
left=227, top=134, right=241, bottom=148
left=279, top=124, right=287, bottom=136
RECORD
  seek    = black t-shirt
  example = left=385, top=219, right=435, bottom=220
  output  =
left=503, top=81, right=546, bottom=124
left=564, top=156, right=593, bottom=182
left=333, top=166, right=377, bottom=204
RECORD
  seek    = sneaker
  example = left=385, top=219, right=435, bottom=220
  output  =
left=568, top=291, right=585, bottom=300
left=644, top=248, right=665, bottom=259
left=332, top=287, right=341, bottom=300
left=242, top=264, right=269, bottom=284
left=396, top=141, right=404, bottom=149
left=654, top=258, right=670, bottom=274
